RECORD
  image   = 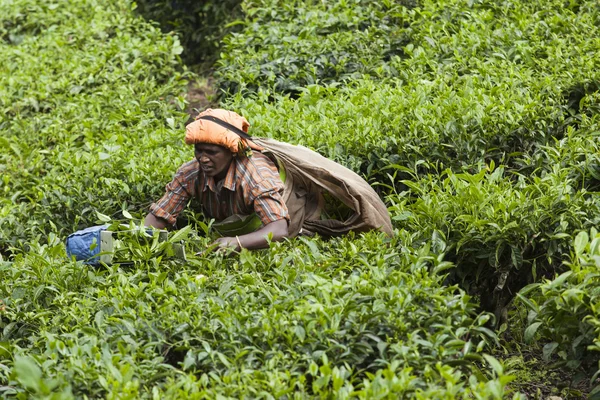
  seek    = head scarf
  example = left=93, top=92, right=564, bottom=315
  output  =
left=184, top=108, right=263, bottom=154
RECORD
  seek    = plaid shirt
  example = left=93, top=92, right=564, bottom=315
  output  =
left=150, top=151, right=289, bottom=227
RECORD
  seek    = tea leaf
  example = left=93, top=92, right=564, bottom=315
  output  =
left=524, top=322, right=542, bottom=344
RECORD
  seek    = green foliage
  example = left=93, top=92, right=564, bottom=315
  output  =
left=223, top=76, right=567, bottom=182
left=386, top=165, right=600, bottom=319
left=0, top=0, right=190, bottom=251
left=215, top=0, right=600, bottom=335
left=135, top=0, right=243, bottom=65
left=218, top=0, right=600, bottom=188
left=218, top=0, right=600, bottom=99
left=518, top=229, right=600, bottom=395
left=217, top=0, right=416, bottom=95
left=517, top=93, right=600, bottom=191
left=2, top=0, right=600, bottom=396
left=0, top=232, right=518, bottom=398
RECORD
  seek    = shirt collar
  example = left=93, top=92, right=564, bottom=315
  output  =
left=202, top=159, right=237, bottom=193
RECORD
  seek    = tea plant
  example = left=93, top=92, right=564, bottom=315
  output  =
left=0, top=0, right=190, bottom=251
left=516, top=92, right=600, bottom=191
left=2, top=0, right=600, bottom=396
left=219, top=0, right=600, bottom=186
left=218, top=0, right=600, bottom=100
left=0, top=231, right=518, bottom=398
left=223, top=76, right=567, bottom=182
left=217, top=0, right=416, bottom=95
left=135, top=0, right=243, bottom=65
left=386, top=165, right=600, bottom=322
left=518, top=230, right=600, bottom=397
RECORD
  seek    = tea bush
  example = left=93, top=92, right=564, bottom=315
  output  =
left=217, top=0, right=600, bottom=98
left=135, top=0, right=243, bottom=65
left=0, top=232, right=520, bottom=398
left=217, top=0, right=416, bottom=95
left=218, top=0, right=600, bottom=184
left=0, top=0, right=189, bottom=251
left=2, top=0, right=600, bottom=396
left=223, top=76, right=568, bottom=182
left=215, top=0, right=600, bottom=331
left=518, top=230, right=600, bottom=397
left=385, top=165, right=600, bottom=320
left=516, top=92, right=600, bottom=191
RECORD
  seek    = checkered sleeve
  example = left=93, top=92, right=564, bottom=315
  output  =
left=149, top=160, right=198, bottom=226
left=252, top=189, right=289, bottom=226
left=247, top=158, right=289, bottom=226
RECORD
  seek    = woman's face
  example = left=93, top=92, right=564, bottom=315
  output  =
left=195, top=143, right=234, bottom=181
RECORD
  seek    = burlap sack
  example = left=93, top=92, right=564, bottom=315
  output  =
left=252, top=138, right=393, bottom=237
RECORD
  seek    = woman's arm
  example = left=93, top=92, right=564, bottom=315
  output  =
left=144, top=213, right=171, bottom=230
left=212, top=219, right=289, bottom=251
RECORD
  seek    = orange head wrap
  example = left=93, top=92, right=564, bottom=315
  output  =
left=184, top=108, right=263, bottom=154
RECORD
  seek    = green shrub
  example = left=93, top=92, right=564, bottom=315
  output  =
left=223, top=75, right=568, bottom=183
left=216, top=0, right=415, bottom=95
left=0, top=231, right=520, bottom=398
left=135, top=0, right=243, bottom=65
left=217, top=0, right=600, bottom=98
left=516, top=91, right=600, bottom=191
left=216, top=0, right=600, bottom=188
left=386, top=166, right=600, bottom=321
left=0, top=0, right=189, bottom=251
left=518, top=229, right=600, bottom=396
left=1, top=0, right=599, bottom=396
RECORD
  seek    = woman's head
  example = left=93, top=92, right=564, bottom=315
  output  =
left=194, top=142, right=234, bottom=181
left=185, top=108, right=254, bottom=154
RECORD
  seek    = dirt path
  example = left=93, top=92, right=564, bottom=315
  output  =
left=185, top=75, right=217, bottom=119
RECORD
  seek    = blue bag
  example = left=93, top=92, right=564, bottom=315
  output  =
left=66, top=225, right=108, bottom=264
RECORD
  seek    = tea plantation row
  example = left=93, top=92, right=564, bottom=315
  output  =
left=0, top=0, right=519, bottom=398
left=1, top=229, right=518, bottom=398
left=0, top=0, right=190, bottom=251
left=1, top=0, right=600, bottom=398
left=218, top=0, right=600, bottom=396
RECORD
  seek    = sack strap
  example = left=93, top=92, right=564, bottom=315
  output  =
left=198, top=115, right=254, bottom=141
left=199, top=115, right=287, bottom=184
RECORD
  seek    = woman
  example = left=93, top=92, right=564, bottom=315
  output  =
left=144, top=108, right=289, bottom=251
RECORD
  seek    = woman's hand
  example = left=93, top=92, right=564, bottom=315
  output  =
left=195, top=237, right=238, bottom=256
left=212, top=236, right=240, bottom=251
left=198, top=219, right=289, bottom=256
